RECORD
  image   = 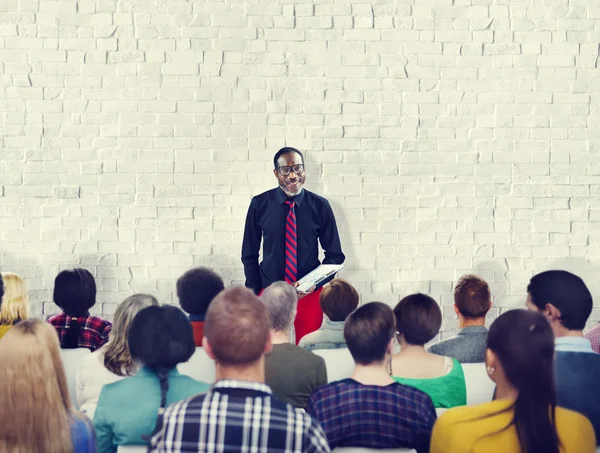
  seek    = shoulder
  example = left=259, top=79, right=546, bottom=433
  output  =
left=47, top=313, right=65, bottom=324
left=290, top=344, right=326, bottom=367
left=175, top=374, right=211, bottom=392
left=303, top=189, right=331, bottom=207
left=86, top=315, right=112, bottom=328
left=251, top=188, right=278, bottom=203
left=428, top=335, right=460, bottom=353
left=555, top=406, right=596, bottom=432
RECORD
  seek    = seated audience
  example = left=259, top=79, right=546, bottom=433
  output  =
left=0, top=272, right=29, bottom=339
left=47, top=268, right=112, bottom=351
left=76, top=294, right=159, bottom=417
left=585, top=322, right=600, bottom=353
left=308, top=302, right=437, bottom=452
left=150, top=287, right=330, bottom=453
left=262, top=281, right=327, bottom=408
left=391, top=293, right=466, bottom=408
left=526, top=270, right=600, bottom=444
left=0, top=319, right=96, bottom=452
left=299, top=279, right=359, bottom=352
left=428, top=274, right=491, bottom=363
left=431, top=309, right=596, bottom=453
left=176, top=266, right=225, bottom=346
left=94, top=305, right=209, bottom=453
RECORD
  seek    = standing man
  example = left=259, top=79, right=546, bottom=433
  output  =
left=242, top=147, right=345, bottom=343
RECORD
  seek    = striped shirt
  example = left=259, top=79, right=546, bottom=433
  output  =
left=150, top=380, right=330, bottom=453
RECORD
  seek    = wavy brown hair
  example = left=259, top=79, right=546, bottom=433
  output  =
left=0, top=272, right=29, bottom=325
left=103, top=294, right=159, bottom=376
left=0, top=319, right=74, bottom=453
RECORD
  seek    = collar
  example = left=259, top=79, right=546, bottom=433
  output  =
left=323, top=318, right=346, bottom=331
left=457, top=326, right=488, bottom=336
left=188, top=314, right=205, bottom=322
left=137, top=366, right=182, bottom=378
left=213, top=379, right=273, bottom=395
left=275, top=187, right=305, bottom=207
left=555, top=336, right=595, bottom=353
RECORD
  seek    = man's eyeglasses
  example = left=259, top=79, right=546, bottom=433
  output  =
left=277, top=164, right=305, bottom=176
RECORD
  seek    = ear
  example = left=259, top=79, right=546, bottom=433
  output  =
left=453, top=304, right=460, bottom=316
left=203, top=337, right=216, bottom=360
left=264, top=332, right=273, bottom=355
left=386, top=337, right=395, bottom=356
left=273, top=169, right=279, bottom=179
left=545, top=303, right=561, bottom=322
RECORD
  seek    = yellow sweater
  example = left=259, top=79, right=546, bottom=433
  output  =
left=0, top=324, right=12, bottom=340
left=431, top=399, right=596, bottom=453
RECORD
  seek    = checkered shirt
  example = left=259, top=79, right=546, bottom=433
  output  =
left=585, top=323, right=600, bottom=354
left=47, top=313, right=112, bottom=352
left=307, top=378, right=437, bottom=453
left=150, top=380, right=330, bottom=453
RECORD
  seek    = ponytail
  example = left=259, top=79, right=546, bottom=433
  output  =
left=143, top=366, right=171, bottom=441
left=61, top=318, right=82, bottom=349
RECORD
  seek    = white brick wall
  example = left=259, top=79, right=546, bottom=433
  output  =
left=1, top=0, right=599, bottom=336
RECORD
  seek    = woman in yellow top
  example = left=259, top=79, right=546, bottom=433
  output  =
left=0, top=272, right=29, bottom=339
left=431, top=309, right=596, bottom=453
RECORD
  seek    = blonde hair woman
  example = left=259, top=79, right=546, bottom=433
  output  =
left=76, top=294, right=159, bottom=417
left=0, top=272, right=29, bottom=339
left=0, top=319, right=95, bottom=452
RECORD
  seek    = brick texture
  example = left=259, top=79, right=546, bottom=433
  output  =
left=1, top=0, right=599, bottom=337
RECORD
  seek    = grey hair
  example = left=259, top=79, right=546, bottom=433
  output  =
left=260, top=282, right=298, bottom=333
left=103, top=293, right=159, bottom=376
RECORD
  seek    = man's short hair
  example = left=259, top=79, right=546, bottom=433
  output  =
left=205, top=287, right=271, bottom=366
left=320, top=279, right=359, bottom=322
left=273, top=147, right=304, bottom=169
left=53, top=268, right=97, bottom=317
left=176, top=267, right=224, bottom=316
left=393, top=293, right=442, bottom=346
left=527, top=270, right=593, bottom=331
left=454, top=275, right=491, bottom=319
left=344, top=302, right=395, bottom=366
left=260, top=282, right=297, bottom=332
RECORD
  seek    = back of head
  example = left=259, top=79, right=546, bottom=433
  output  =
left=205, top=286, right=271, bottom=366
left=487, top=309, right=559, bottom=453
left=0, top=319, right=72, bottom=453
left=260, top=281, right=297, bottom=332
left=454, top=274, right=491, bottom=319
left=0, top=273, right=4, bottom=305
left=320, top=279, right=359, bottom=322
left=527, top=270, right=592, bottom=332
left=103, top=294, right=159, bottom=376
left=0, top=272, right=29, bottom=325
left=344, top=302, right=395, bottom=365
left=393, top=293, right=442, bottom=345
left=176, top=267, right=224, bottom=317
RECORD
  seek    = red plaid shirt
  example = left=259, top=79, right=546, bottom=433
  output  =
left=47, top=313, right=112, bottom=351
left=585, top=323, right=600, bottom=354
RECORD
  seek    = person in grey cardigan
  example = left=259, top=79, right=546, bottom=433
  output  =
left=428, top=275, right=491, bottom=363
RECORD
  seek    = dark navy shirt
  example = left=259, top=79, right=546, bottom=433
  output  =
left=242, top=188, right=345, bottom=294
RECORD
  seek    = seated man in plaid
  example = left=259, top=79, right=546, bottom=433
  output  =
left=307, top=302, right=437, bottom=453
left=150, top=287, right=330, bottom=453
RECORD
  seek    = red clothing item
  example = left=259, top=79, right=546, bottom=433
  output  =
left=190, top=321, right=205, bottom=347
left=47, top=313, right=112, bottom=352
left=585, top=323, right=600, bottom=353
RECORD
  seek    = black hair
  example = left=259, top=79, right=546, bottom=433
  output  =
left=344, top=302, right=395, bottom=365
left=176, top=267, right=224, bottom=316
left=485, top=309, right=560, bottom=453
left=0, top=273, right=4, bottom=306
left=393, top=293, right=442, bottom=345
left=53, top=268, right=97, bottom=349
left=527, top=270, right=592, bottom=331
left=273, top=147, right=304, bottom=169
left=128, top=305, right=195, bottom=437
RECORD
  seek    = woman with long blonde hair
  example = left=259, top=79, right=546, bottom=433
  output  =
left=0, top=318, right=96, bottom=452
left=0, top=272, right=29, bottom=339
left=76, top=293, right=159, bottom=417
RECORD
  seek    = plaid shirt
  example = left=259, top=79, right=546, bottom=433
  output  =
left=47, top=313, right=112, bottom=352
left=585, top=323, right=600, bottom=353
left=307, top=378, right=437, bottom=453
left=150, top=380, right=330, bottom=453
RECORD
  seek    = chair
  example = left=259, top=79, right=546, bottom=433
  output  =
left=60, top=348, right=91, bottom=409
left=177, top=347, right=216, bottom=384
left=312, top=348, right=355, bottom=383
left=435, top=408, right=447, bottom=417
left=462, top=363, right=495, bottom=406
left=117, top=446, right=146, bottom=453
left=333, top=448, right=416, bottom=453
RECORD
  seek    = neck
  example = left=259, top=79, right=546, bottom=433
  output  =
left=398, top=339, right=426, bottom=354
left=459, top=317, right=486, bottom=329
left=554, top=328, right=584, bottom=339
left=351, top=360, right=394, bottom=386
left=494, top=378, right=519, bottom=401
left=214, top=358, right=265, bottom=384
left=271, top=330, right=291, bottom=345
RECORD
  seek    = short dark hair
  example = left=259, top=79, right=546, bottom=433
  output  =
left=53, top=268, right=96, bottom=317
left=273, top=147, right=304, bottom=169
left=128, top=305, right=195, bottom=370
left=321, top=279, right=359, bottom=322
left=393, top=293, right=442, bottom=345
left=176, top=267, right=225, bottom=316
left=344, top=302, right=395, bottom=365
left=527, top=270, right=593, bottom=331
left=454, top=275, right=491, bottom=319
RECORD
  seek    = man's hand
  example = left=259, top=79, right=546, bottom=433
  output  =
left=293, top=282, right=316, bottom=298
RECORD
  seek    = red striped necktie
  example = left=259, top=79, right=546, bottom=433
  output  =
left=284, top=200, right=297, bottom=284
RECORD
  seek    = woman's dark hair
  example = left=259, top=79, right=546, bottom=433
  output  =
left=344, top=302, right=395, bottom=365
left=393, top=293, right=442, bottom=345
left=128, top=305, right=195, bottom=436
left=0, top=273, right=4, bottom=304
left=486, top=309, right=559, bottom=453
left=176, top=267, right=224, bottom=316
left=53, top=269, right=97, bottom=349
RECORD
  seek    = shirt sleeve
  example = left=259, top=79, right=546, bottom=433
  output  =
left=100, top=323, right=112, bottom=347
left=304, top=416, right=331, bottom=453
left=92, top=390, right=115, bottom=453
left=416, top=398, right=438, bottom=453
left=319, top=200, right=345, bottom=266
left=241, top=197, right=263, bottom=294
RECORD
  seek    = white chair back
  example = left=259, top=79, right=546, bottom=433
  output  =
left=435, top=408, right=447, bottom=417
left=60, top=348, right=91, bottom=409
left=117, top=446, right=147, bottom=453
left=596, top=446, right=600, bottom=453
left=177, top=347, right=216, bottom=384
left=333, top=448, right=416, bottom=453
left=462, top=363, right=495, bottom=406
left=312, top=348, right=355, bottom=383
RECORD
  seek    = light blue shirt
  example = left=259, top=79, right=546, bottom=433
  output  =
left=298, top=318, right=346, bottom=352
left=555, top=336, right=596, bottom=354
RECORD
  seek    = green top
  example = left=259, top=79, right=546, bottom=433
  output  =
left=393, top=358, right=466, bottom=408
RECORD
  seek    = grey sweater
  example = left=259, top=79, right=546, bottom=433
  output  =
left=428, top=326, right=488, bottom=363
